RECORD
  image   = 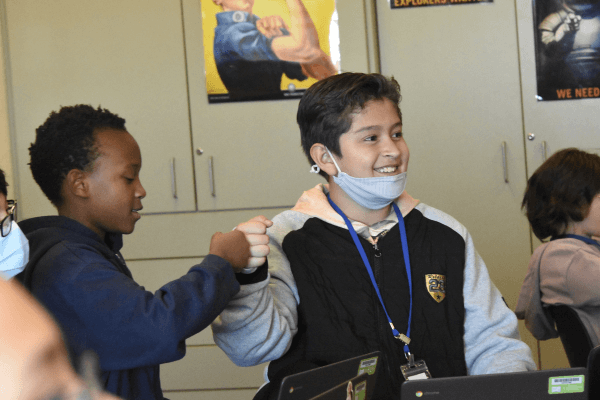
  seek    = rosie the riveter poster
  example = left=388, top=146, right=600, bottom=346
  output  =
left=201, top=0, right=340, bottom=103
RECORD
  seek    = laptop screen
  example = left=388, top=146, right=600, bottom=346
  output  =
left=400, top=367, right=588, bottom=400
left=277, top=352, right=381, bottom=400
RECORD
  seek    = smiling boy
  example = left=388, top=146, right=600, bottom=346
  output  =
left=17, top=104, right=269, bottom=400
left=212, top=73, right=535, bottom=399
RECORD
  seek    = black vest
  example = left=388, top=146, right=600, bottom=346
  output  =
left=265, top=209, right=468, bottom=400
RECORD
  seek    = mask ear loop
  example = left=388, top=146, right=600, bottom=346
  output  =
left=310, top=148, right=342, bottom=175
left=325, top=148, right=343, bottom=176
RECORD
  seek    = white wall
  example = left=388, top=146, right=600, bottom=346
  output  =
left=0, top=7, right=14, bottom=191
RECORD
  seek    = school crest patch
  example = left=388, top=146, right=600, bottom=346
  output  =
left=425, top=274, right=446, bottom=303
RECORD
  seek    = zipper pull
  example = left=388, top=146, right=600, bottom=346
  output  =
left=115, top=253, right=126, bottom=266
left=373, top=242, right=382, bottom=258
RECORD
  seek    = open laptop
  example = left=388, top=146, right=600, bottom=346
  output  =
left=586, top=345, right=600, bottom=398
left=276, top=351, right=381, bottom=400
left=310, top=372, right=370, bottom=400
left=400, top=367, right=588, bottom=399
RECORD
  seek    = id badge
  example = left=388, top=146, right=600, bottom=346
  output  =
left=400, top=353, right=432, bottom=381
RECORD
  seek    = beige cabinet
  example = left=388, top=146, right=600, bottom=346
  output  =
left=374, top=0, right=541, bottom=363
left=515, top=0, right=600, bottom=176
left=5, top=0, right=595, bottom=395
left=181, top=0, right=375, bottom=211
left=372, top=0, right=598, bottom=369
left=5, top=0, right=373, bottom=217
left=514, top=0, right=600, bottom=369
left=2, top=3, right=378, bottom=396
left=5, top=0, right=197, bottom=216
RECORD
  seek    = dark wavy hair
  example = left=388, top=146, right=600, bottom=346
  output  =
left=0, top=168, right=7, bottom=197
left=29, top=105, right=126, bottom=206
left=297, top=72, right=402, bottom=179
left=522, top=148, right=600, bottom=240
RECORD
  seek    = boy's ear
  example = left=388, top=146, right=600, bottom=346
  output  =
left=64, top=169, right=91, bottom=200
left=310, top=143, right=337, bottom=177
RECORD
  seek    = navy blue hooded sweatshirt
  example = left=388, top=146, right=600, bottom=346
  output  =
left=17, top=216, right=240, bottom=400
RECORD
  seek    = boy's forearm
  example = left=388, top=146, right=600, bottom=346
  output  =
left=212, top=232, right=299, bottom=367
left=462, top=236, right=536, bottom=373
left=45, top=252, right=241, bottom=370
left=212, top=275, right=298, bottom=366
left=464, top=290, right=535, bottom=373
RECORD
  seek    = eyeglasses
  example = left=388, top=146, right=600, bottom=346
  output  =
left=1, top=200, right=17, bottom=237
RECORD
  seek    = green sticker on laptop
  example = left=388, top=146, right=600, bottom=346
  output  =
left=548, top=375, right=585, bottom=394
left=358, top=356, right=378, bottom=376
left=353, top=380, right=367, bottom=400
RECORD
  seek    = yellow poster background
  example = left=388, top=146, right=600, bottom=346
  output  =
left=201, top=0, right=338, bottom=96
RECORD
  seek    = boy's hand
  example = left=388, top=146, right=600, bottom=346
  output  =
left=235, top=215, right=274, bottom=269
left=209, top=230, right=251, bottom=273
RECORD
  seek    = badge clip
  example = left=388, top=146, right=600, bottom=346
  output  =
left=400, top=352, right=432, bottom=381
left=390, top=323, right=411, bottom=345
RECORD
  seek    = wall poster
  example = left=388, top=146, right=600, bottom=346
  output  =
left=534, top=0, right=600, bottom=101
left=201, top=0, right=340, bottom=104
left=390, top=0, right=493, bottom=9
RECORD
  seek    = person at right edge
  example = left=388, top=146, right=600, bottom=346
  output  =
left=212, top=73, right=536, bottom=399
left=516, top=148, right=600, bottom=346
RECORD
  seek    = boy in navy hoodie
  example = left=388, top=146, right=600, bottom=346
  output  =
left=18, top=104, right=271, bottom=400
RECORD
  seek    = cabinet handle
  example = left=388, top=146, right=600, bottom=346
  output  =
left=501, top=142, right=509, bottom=183
left=208, top=156, right=216, bottom=197
left=542, top=141, right=547, bottom=162
left=170, top=158, right=178, bottom=199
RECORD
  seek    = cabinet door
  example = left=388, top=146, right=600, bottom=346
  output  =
left=516, top=1, right=600, bottom=177
left=181, top=0, right=374, bottom=210
left=374, top=1, right=538, bottom=360
left=515, top=0, right=599, bottom=369
left=5, top=0, right=196, bottom=218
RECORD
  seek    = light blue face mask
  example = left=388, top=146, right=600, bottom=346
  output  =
left=0, top=220, right=29, bottom=279
left=311, top=148, right=407, bottom=210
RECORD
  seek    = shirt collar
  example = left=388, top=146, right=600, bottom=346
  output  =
left=291, top=183, right=418, bottom=244
left=322, top=185, right=400, bottom=243
left=351, top=208, right=399, bottom=244
left=216, top=10, right=259, bottom=25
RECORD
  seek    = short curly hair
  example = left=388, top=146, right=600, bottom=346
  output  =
left=29, top=105, right=126, bottom=206
left=522, top=148, right=600, bottom=241
left=297, top=72, right=402, bottom=179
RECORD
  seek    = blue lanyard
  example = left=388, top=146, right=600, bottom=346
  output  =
left=327, top=195, right=413, bottom=356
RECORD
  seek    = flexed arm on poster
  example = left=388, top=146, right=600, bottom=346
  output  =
left=265, top=0, right=337, bottom=79
left=539, top=8, right=581, bottom=48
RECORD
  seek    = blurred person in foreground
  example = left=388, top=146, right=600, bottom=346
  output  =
left=0, top=277, right=120, bottom=400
